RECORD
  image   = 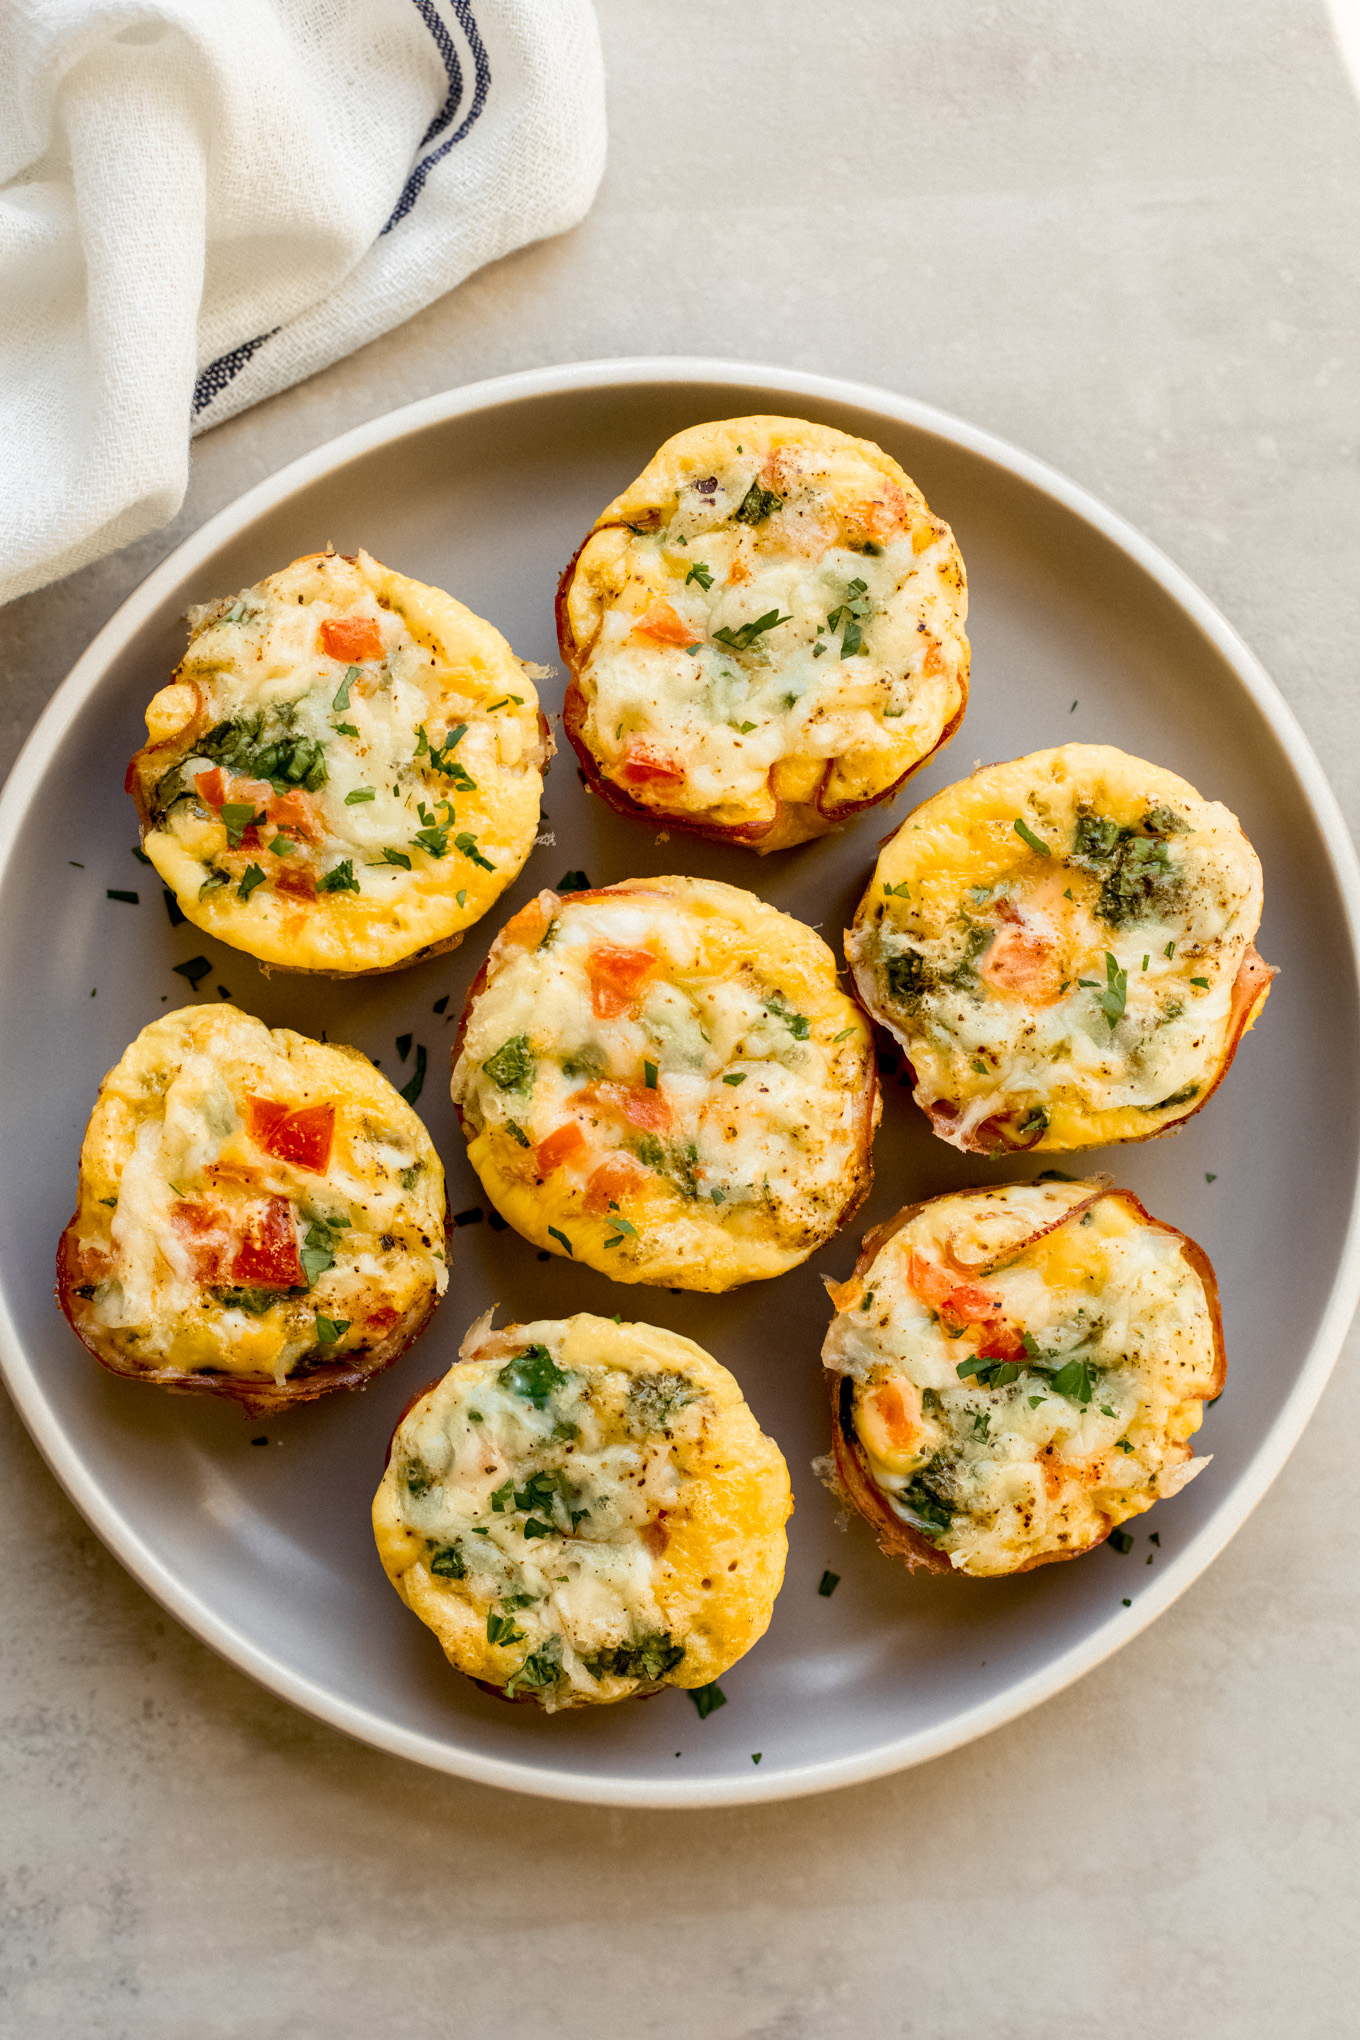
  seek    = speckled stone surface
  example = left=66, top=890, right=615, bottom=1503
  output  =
left=3, top=4, right=1359, bottom=2034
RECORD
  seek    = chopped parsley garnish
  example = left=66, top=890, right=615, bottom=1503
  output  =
left=397, top=1033, right=412, bottom=1061
left=737, top=720, right=757, bottom=734
left=301, top=1219, right=342, bottom=1288
left=733, top=479, right=782, bottom=525
left=428, top=1544, right=467, bottom=1579
left=762, top=992, right=810, bottom=1039
left=269, top=834, right=297, bottom=856
left=689, top=1682, right=727, bottom=1718
left=548, top=1225, right=573, bottom=1256
left=818, top=1571, right=840, bottom=1597
left=1048, top=1357, right=1096, bottom=1404
left=483, top=1035, right=535, bottom=1092
left=315, top=1315, right=350, bottom=1343
left=507, top=1122, right=530, bottom=1147
left=1165, top=940, right=1176, bottom=958
left=220, top=801, right=259, bottom=848
left=106, top=889, right=139, bottom=904
left=827, top=577, right=872, bottom=657
left=584, top=1634, right=684, bottom=1684
left=455, top=831, right=494, bottom=871
left=420, top=724, right=476, bottom=788
left=713, top=608, right=791, bottom=652
left=317, top=859, right=359, bottom=894
left=643, top=1059, right=658, bottom=1089
left=215, top=1287, right=285, bottom=1315
left=1109, top=1529, right=1134, bottom=1554
left=333, top=721, right=359, bottom=738
left=163, top=888, right=186, bottom=925
left=1013, top=817, right=1050, bottom=857
left=899, top=1462, right=954, bottom=1536
left=883, top=880, right=911, bottom=898
left=1099, top=951, right=1128, bottom=1029
left=237, top=863, right=266, bottom=901
left=1190, top=976, right=1210, bottom=989
left=832, top=1025, right=856, bottom=1042
left=399, top=1044, right=427, bottom=1105
left=380, top=847, right=412, bottom=869
left=685, top=561, right=714, bottom=589
left=172, top=956, right=212, bottom=986
left=506, top=1636, right=564, bottom=1696
left=722, top=1071, right=746, bottom=1086
left=497, top=1343, right=567, bottom=1405
left=557, top=869, right=590, bottom=893
left=344, top=787, right=375, bottom=805
left=333, top=666, right=359, bottom=710
left=486, top=1610, right=527, bottom=1648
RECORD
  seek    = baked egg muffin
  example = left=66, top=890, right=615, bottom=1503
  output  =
left=821, top=1177, right=1224, bottom=1577
left=374, top=1310, right=792, bottom=1709
left=127, top=549, right=551, bottom=975
left=450, top=876, right=880, bottom=1289
left=57, top=1005, right=447, bottom=1413
left=848, top=744, right=1274, bottom=1153
left=557, top=415, right=968, bottom=851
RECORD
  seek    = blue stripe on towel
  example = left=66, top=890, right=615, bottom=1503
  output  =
left=383, top=1, right=491, bottom=234
left=192, top=327, right=281, bottom=417
left=194, top=3, right=490, bottom=417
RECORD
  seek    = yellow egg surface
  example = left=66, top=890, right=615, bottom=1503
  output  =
left=373, top=1311, right=792, bottom=1709
left=57, top=1005, right=447, bottom=1414
left=558, top=415, right=968, bottom=852
left=847, top=744, right=1274, bottom=1153
left=128, top=549, right=551, bottom=975
left=821, top=1178, right=1224, bottom=1578
left=450, top=876, right=880, bottom=1290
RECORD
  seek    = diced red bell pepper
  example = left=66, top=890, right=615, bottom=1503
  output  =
left=586, top=945, right=659, bottom=1018
left=228, top=1197, right=304, bottom=1288
left=535, top=1122, right=588, bottom=1175
left=246, top=1097, right=335, bottom=1173
left=632, top=600, right=700, bottom=648
left=319, top=615, right=384, bottom=663
left=619, top=741, right=686, bottom=788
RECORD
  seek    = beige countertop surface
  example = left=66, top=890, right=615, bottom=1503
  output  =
left=3, top=3, right=1359, bottom=2033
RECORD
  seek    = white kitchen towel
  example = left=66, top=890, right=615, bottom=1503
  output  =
left=0, top=0, right=606, bottom=607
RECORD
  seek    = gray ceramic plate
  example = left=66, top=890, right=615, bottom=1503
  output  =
left=2, top=359, right=1357, bottom=1808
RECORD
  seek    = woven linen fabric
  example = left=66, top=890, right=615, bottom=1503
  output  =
left=0, top=0, right=606, bottom=606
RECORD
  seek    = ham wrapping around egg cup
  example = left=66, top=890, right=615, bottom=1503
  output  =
left=847, top=743, right=1275, bottom=1155
left=373, top=1309, right=792, bottom=1710
left=127, top=548, right=551, bottom=978
left=57, top=1006, right=448, bottom=1416
left=557, top=414, right=969, bottom=853
left=821, top=1178, right=1226, bottom=1579
left=449, top=875, right=880, bottom=1291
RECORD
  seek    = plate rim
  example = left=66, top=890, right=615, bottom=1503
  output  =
left=3, top=353, right=1358, bottom=1809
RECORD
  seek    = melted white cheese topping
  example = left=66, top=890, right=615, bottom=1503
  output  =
left=452, top=888, right=868, bottom=1242
left=161, top=573, right=537, bottom=901
left=80, top=1008, right=445, bottom=1384
left=822, top=1183, right=1219, bottom=1575
left=573, top=435, right=965, bottom=819
left=391, top=1317, right=713, bottom=1705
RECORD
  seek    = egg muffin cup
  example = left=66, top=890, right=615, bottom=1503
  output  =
left=57, top=1006, right=448, bottom=1415
left=127, top=549, right=552, bottom=977
left=821, top=1178, right=1225, bottom=1578
left=557, top=415, right=969, bottom=852
left=450, top=875, right=880, bottom=1290
left=848, top=743, right=1274, bottom=1153
left=374, top=1311, right=792, bottom=1710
